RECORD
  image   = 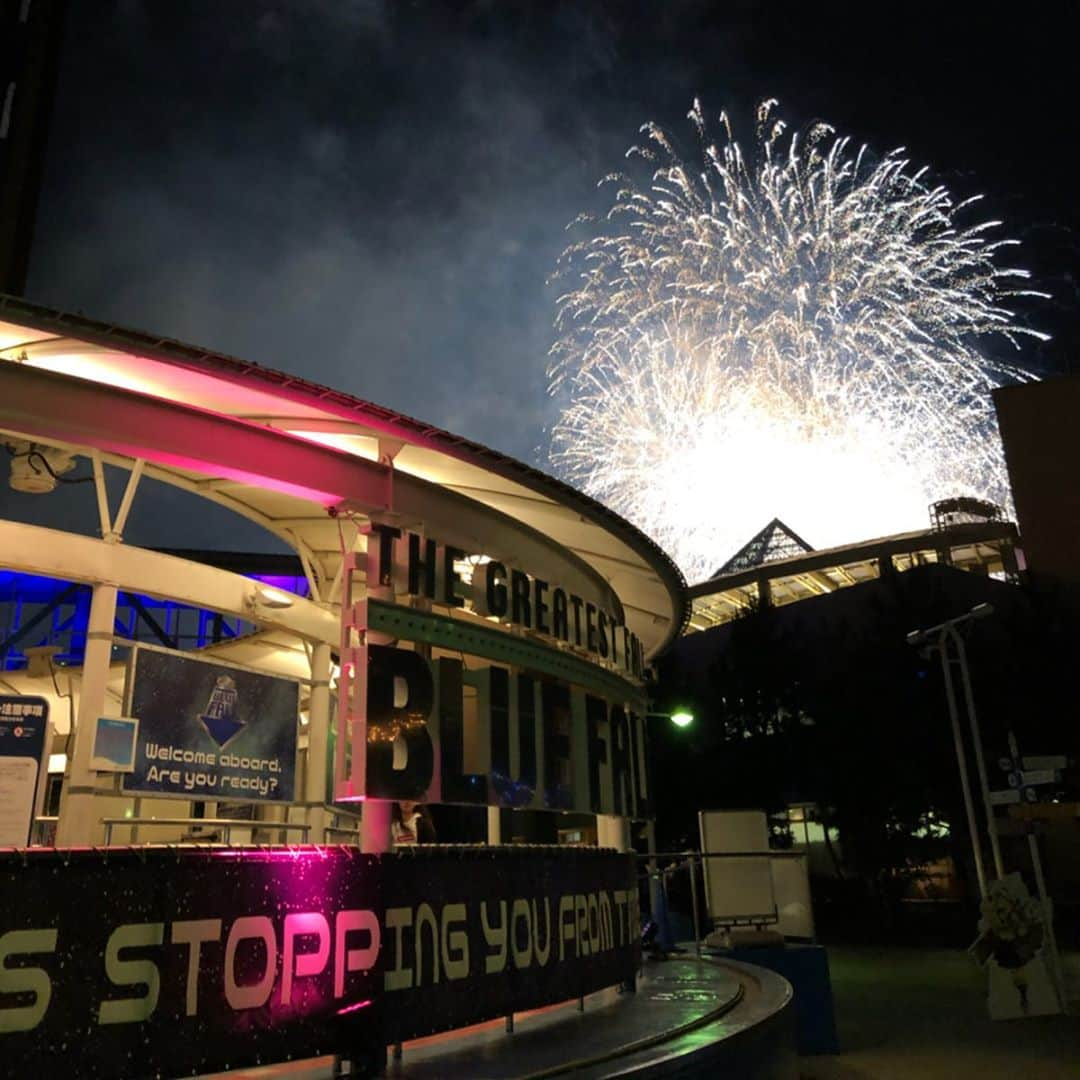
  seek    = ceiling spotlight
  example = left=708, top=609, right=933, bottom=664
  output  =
left=23, top=644, right=61, bottom=678
left=7, top=441, right=79, bottom=494
left=250, top=584, right=295, bottom=610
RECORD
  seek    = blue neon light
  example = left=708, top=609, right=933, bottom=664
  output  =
left=0, top=570, right=309, bottom=671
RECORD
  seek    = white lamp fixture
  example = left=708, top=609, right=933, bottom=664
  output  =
left=7, top=441, right=78, bottom=494
left=249, top=584, right=295, bottom=611
left=24, top=644, right=61, bottom=678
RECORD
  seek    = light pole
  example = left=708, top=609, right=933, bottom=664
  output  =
left=907, top=602, right=1001, bottom=899
left=643, top=708, right=695, bottom=887
left=643, top=709, right=695, bottom=951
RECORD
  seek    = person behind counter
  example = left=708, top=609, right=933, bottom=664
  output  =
left=391, top=800, right=436, bottom=845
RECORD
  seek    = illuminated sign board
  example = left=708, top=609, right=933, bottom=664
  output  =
left=368, top=524, right=646, bottom=678
left=335, top=535, right=652, bottom=819
left=339, top=640, right=650, bottom=818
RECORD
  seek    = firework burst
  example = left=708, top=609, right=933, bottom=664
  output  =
left=549, top=100, right=1047, bottom=583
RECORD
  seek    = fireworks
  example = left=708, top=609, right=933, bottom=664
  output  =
left=548, top=100, right=1046, bottom=583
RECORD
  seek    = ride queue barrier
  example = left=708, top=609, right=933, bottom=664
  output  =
left=638, top=848, right=817, bottom=949
left=640, top=850, right=840, bottom=1056
left=100, top=817, right=312, bottom=845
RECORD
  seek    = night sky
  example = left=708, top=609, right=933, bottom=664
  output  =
left=9, top=1, right=1080, bottom=549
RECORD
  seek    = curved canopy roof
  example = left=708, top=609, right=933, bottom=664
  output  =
left=0, top=293, right=687, bottom=658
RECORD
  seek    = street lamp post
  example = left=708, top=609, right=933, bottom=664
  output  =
left=949, top=616, right=1005, bottom=882
left=643, top=709, right=695, bottom=951
left=907, top=603, right=1001, bottom=899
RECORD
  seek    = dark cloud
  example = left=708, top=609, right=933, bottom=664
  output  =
left=7, top=1, right=1076, bottom=548
left=29, top=2, right=644, bottom=469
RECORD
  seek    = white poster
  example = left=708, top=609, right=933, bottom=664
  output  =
left=0, top=696, right=49, bottom=847
left=698, top=809, right=776, bottom=926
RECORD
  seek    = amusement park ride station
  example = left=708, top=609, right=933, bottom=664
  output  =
left=2, top=5, right=1077, bottom=1076
left=0, top=295, right=798, bottom=1078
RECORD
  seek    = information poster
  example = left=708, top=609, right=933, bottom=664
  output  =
left=122, top=648, right=298, bottom=803
left=91, top=716, right=139, bottom=772
left=0, top=695, right=48, bottom=847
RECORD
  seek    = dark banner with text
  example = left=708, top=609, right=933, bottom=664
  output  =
left=0, top=846, right=637, bottom=1077
left=382, top=846, right=640, bottom=1043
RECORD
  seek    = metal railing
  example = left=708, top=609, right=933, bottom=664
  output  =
left=325, top=825, right=361, bottom=843
left=102, top=817, right=311, bottom=846
left=30, top=816, right=58, bottom=846
left=637, top=849, right=812, bottom=956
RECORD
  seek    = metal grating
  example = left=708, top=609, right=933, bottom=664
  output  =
left=711, top=518, right=814, bottom=578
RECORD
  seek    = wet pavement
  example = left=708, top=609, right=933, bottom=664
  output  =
left=205, top=955, right=795, bottom=1079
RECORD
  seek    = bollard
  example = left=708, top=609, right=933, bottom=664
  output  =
left=688, top=854, right=702, bottom=958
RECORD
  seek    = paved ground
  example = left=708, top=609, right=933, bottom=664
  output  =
left=801, top=946, right=1080, bottom=1080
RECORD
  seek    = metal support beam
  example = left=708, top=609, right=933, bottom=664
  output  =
left=56, top=583, right=117, bottom=846
left=0, top=362, right=393, bottom=510
left=295, top=542, right=323, bottom=604
left=0, top=518, right=338, bottom=646
left=91, top=450, right=112, bottom=539
left=122, top=591, right=179, bottom=650
left=111, top=458, right=145, bottom=539
left=306, top=641, right=332, bottom=843
left=327, top=557, right=346, bottom=606
left=0, top=581, right=80, bottom=661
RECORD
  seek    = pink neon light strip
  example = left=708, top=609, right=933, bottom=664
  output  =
left=336, top=999, right=373, bottom=1015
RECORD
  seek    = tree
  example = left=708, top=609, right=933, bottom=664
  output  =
left=652, top=566, right=1077, bottom=899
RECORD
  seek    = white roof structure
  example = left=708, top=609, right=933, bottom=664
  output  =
left=687, top=521, right=1019, bottom=631
left=0, top=293, right=687, bottom=665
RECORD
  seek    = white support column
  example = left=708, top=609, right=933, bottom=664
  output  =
left=297, top=544, right=323, bottom=604
left=56, top=583, right=117, bottom=846
left=91, top=451, right=112, bottom=540
left=487, top=805, right=502, bottom=845
left=306, top=641, right=332, bottom=843
left=110, top=458, right=145, bottom=540
left=361, top=799, right=393, bottom=854
left=358, top=523, right=394, bottom=855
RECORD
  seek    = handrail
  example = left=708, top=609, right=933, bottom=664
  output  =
left=102, top=817, right=311, bottom=845
left=637, top=849, right=809, bottom=860
left=30, top=816, right=59, bottom=846
left=636, top=848, right=812, bottom=955
left=325, top=826, right=360, bottom=840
